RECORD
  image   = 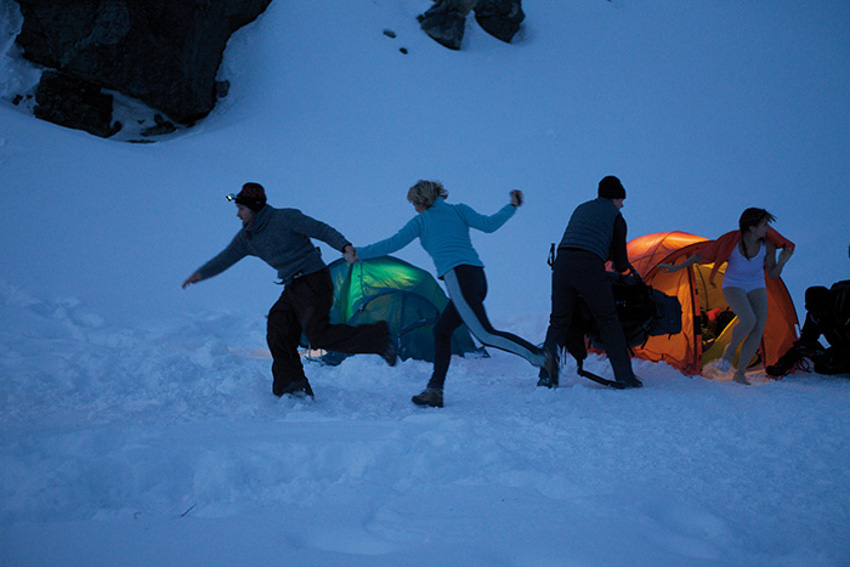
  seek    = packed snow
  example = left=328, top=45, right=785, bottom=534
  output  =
left=1, top=1, right=849, bottom=565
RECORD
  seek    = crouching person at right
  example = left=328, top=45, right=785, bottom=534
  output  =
left=768, top=276, right=850, bottom=378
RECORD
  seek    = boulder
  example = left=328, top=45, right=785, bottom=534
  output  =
left=14, top=0, right=272, bottom=125
left=474, top=0, right=524, bottom=43
left=417, top=0, right=471, bottom=51
left=141, top=114, right=177, bottom=137
left=418, top=0, right=524, bottom=49
left=34, top=71, right=121, bottom=138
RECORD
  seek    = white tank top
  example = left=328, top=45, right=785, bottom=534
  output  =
left=723, top=241, right=766, bottom=291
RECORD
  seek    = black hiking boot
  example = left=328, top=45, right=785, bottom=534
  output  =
left=539, top=350, right=559, bottom=388
left=274, top=378, right=314, bottom=398
left=378, top=321, right=398, bottom=367
left=412, top=388, right=443, bottom=408
left=381, top=336, right=398, bottom=367
left=537, top=367, right=556, bottom=389
left=766, top=346, right=804, bottom=377
left=616, top=375, right=643, bottom=389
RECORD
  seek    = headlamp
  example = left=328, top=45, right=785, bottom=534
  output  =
left=226, top=193, right=237, bottom=202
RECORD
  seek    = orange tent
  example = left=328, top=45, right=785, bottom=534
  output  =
left=625, top=231, right=799, bottom=376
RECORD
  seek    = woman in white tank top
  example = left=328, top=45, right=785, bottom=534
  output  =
left=660, top=208, right=794, bottom=384
left=723, top=240, right=767, bottom=294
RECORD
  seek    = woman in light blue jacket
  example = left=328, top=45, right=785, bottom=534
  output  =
left=354, top=180, right=544, bottom=407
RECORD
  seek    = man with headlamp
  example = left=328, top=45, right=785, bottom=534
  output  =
left=183, top=182, right=397, bottom=398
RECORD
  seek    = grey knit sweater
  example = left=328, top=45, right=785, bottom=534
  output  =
left=196, top=205, right=350, bottom=285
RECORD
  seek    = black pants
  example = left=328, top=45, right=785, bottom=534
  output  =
left=429, top=265, right=543, bottom=390
left=543, top=249, right=635, bottom=382
left=266, top=268, right=388, bottom=395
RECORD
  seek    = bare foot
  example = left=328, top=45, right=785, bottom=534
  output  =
left=733, top=373, right=751, bottom=386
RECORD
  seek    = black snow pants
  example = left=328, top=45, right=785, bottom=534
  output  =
left=266, top=268, right=388, bottom=395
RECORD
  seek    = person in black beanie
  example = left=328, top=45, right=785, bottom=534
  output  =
left=540, top=176, right=642, bottom=389
left=183, top=182, right=397, bottom=398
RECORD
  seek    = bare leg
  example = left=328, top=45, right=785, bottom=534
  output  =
left=722, top=287, right=768, bottom=384
left=734, top=289, right=768, bottom=382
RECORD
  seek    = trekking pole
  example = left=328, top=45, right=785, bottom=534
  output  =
left=357, top=261, right=366, bottom=313
left=576, top=359, right=625, bottom=389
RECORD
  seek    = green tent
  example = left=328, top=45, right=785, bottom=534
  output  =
left=305, top=256, right=486, bottom=364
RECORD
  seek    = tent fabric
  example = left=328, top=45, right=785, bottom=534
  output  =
left=311, top=255, right=484, bottom=363
left=624, top=232, right=798, bottom=376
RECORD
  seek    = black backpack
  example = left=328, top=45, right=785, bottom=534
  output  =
left=584, top=270, right=682, bottom=351
left=546, top=244, right=682, bottom=349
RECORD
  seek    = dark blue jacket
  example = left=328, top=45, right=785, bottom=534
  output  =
left=558, top=197, right=629, bottom=272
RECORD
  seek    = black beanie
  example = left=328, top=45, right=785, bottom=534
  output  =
left=235, top=183, right=267, bottom=212
left=598, top=176, right=626, bottom=200
left=805, top=286, right=831, bottom=312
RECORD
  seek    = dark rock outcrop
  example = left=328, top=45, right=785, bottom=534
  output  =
left=417, top=1, right=470, bottom=51
left=473, top=0, right=524, bottom=43
left=141, top=114, right=177, bottom=137
left=418, top=0, right=524, bottom=50
left=14, top=0, right=272, bottom=125
left=34, top=71, right=121, bottom=138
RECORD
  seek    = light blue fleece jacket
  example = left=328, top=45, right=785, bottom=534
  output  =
left=357, top=198, right=516, bottom=277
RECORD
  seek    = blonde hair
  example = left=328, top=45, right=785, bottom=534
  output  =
left=407, top=180, right=448, bottom=209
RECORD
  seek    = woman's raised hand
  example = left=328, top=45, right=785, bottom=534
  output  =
left=510, top=190, right=524, bottom=207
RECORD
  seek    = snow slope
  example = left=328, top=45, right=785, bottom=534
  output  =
left=1, top=0, right=849, bottom=565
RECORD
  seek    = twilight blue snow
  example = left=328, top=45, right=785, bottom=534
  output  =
left=1, top=1, right=849, bottom=565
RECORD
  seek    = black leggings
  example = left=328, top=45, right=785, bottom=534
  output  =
left=429, top=265, right=543, bottom=389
